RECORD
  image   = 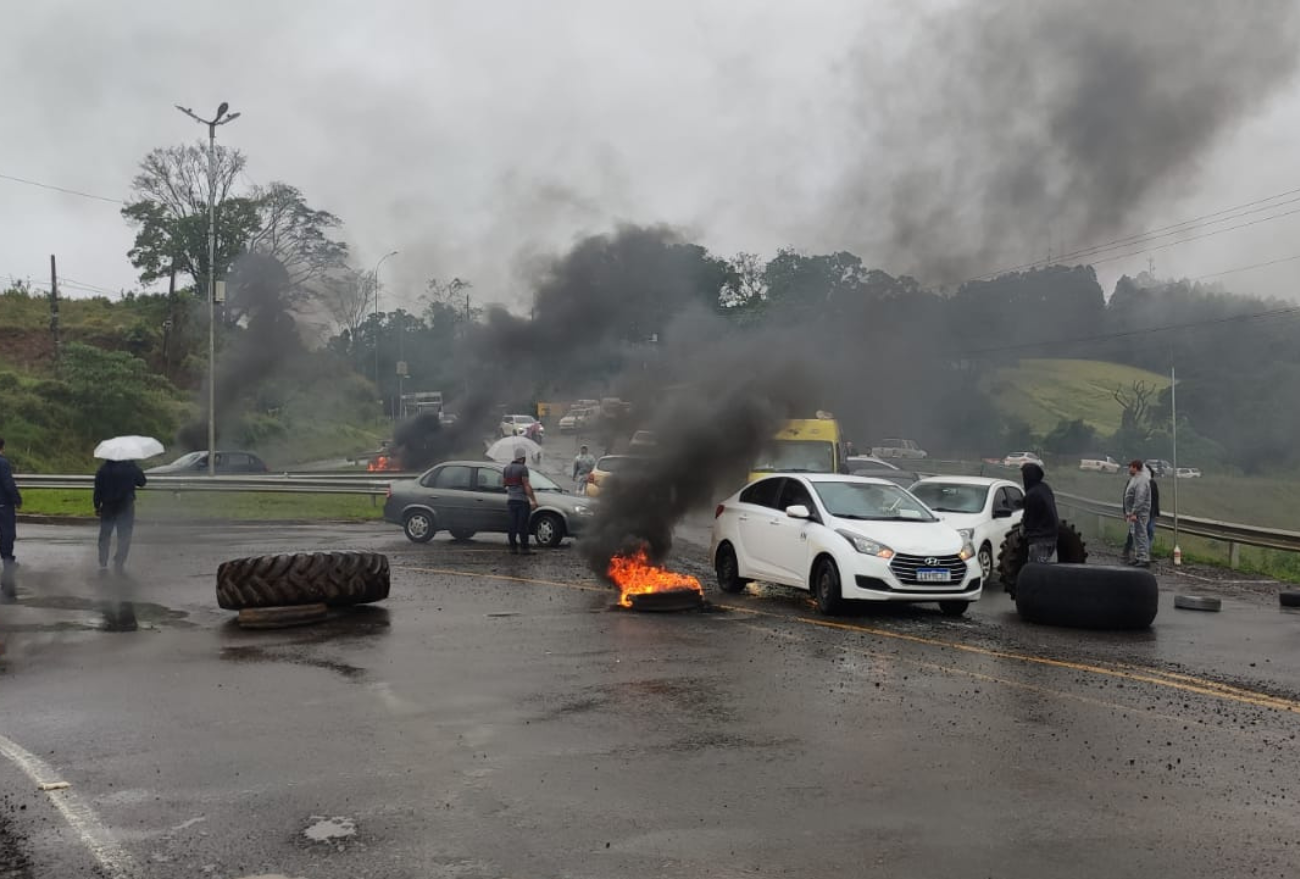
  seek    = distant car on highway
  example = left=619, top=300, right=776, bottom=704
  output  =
left=1146, top=459, right=1173, bottom=477
left=871, top=438, right=928, bottom=459
left=628, top=430, right=658, bottom=453
left=1079, top=454, right=1121, bottom=474
left=910, top=476, right=1024, bottom=583
left=1176, top=467, right=1202, bottom=479
left=1002, top=451, right=1043, bottom=468
left=846, top=455, right=919, bottom=488
left=146, top=450, right=269, bottom=475
left=711, top=474, right=979, bottom=617
left=384, top=460, right=592, bottom=546
left=499, top=414, right=544, bottom=439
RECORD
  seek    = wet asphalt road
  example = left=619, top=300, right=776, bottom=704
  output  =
left=2, top=519, right=1300, bottom=879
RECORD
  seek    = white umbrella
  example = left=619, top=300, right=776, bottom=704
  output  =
left=485, top=436, right=542, bottom=465
left=93, top=435, right=165, bottom=462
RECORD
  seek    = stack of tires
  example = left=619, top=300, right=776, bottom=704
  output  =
left=217, top=551, right=390, bottom=629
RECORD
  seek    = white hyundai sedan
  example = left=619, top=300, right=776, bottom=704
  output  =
left=711, top=474, right=980, bottom=617
left=909, top=476, right=1024, bottom=583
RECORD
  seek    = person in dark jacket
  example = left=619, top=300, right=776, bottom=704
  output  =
left=0, top=437, right=21, bottom=596
left=1021, top=462, right=1060, bottom=563
left=94, top=459, right=147, bottom=573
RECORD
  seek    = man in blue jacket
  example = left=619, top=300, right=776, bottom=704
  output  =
left=0, top=438, right=20, bottom=596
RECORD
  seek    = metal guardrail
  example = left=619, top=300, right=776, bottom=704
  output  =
left=15, top=473, right=403, bottom=496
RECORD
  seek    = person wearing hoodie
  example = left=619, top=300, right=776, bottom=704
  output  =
left=93, top=459, right=147, bottom=574
left=1021, top=462, right=1060, bottom=563
left=1124, top=459, right=1153, bottom=568
left=0, top=437, right=21, bottom=597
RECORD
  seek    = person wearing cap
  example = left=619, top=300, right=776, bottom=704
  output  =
left=503, top=446, right=538, bottom=554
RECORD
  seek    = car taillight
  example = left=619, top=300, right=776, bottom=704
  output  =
left=715, top=504, right=725, bottom=518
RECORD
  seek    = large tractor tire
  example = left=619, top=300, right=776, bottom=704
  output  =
left=217, top=552, right=390, bottom=610
left=999, top=521, right=1088, bottom=598
left=1015, top=563, right=1158, bottom=630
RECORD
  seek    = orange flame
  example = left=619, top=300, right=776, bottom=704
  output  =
left=367, top=455, right=401, bottom=472
left=607, top=546, right=703, bottom=608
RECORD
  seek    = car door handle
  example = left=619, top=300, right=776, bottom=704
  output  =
left=768, top=519, right=783, bottom=525
left=738, top=515, right=749, bottom=522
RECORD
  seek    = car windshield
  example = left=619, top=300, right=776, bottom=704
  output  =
left=753, top=440, right=835, bottom=473
left=168, top=452, right=205, bottom=467
left=911, top=482, right=989, bottom=514
left=812, top=481, right=937, bottom=522
left=596, top=456, right=644, bottom=473
left=529, top=470, right=561, bottom=492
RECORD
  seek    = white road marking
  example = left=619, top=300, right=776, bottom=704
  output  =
left=0, top=732, right=137, bottom=878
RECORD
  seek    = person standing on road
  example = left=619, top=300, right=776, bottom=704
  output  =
left=1124, top=459, right=1153, bottom=568
left=94, top=458, right=147, bottom=574
left=1124, top=469, right=1160, bottom=561
left=572, top=445, right=596, bottom=495
left=503, top=446, right=538, bottom=554
left=1021, top=462, right=1060, bottom=564
left=0, top=438, right=21, bottom=596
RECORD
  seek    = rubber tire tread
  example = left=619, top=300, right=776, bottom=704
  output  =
left=1279, top=590, right=1300, bottom=608
left=1015, top=563, right=1157, bottom=630
left=1174, top=594, right=1221, bottom=612
left=237, top=603, right=329, bottom=629
left=217, top=551, right=390, bottom=610
left=999, top=521, right=1089, bottom=592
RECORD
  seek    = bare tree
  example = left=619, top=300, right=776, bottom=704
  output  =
left=721, top=252, right=768, bottom=307
left=245, top=182, right=349, bottom=296
left=320, top=269, right=375, bottom=340
left=1114, top=380, right=1156, bottom=438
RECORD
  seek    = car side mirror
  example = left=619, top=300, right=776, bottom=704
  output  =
left=992, top=506, right=1013, bottom=519
left=786, top=504, right=811, bottom=520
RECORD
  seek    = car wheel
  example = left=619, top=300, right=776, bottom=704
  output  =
left=812, top=557, right=845, bottom=616
left=978, top=543, right=994, bottom=583
left=939, top=600, right=970, bottom=617
left=533, top=512, right=565, bottom=548
left=403, top=511, right=436, bottom=543
left=448, top=528, right=476, bottom=541
left=715, top=543, right=745, bottom=594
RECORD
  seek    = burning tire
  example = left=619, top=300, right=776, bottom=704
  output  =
left=999, top=522, right=1088, bottom=598
left=715, top=543, right=745, bottom=594
left=404, top=510, right=436, bottom=543
left=532, top=512, right=565, bottom=548
left=1015, top=563, right=1157, bottom=630
left=216, top=552, right=390, bottom=610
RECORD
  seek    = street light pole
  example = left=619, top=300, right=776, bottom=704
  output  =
left=371, top=250, right=399, bottom=417
left=176, top=102, right=240, bottom=476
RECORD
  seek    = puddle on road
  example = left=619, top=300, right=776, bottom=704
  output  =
left=303, top=815, right=357, bottom=843
left=1, top=592, right=192, bottom=634
left=220, top=644, right=366, bottom=680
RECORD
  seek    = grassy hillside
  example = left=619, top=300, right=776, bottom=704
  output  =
left=984, top=358, right=1172, bottom=436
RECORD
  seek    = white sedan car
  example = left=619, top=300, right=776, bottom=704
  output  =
left=711, top=474, right=979, bottom=617
left=909, top=476, right=1024, bottom=583
left=1003, top=451, right=1043, bottom=467
left=499, top=414, right=543, bottom=438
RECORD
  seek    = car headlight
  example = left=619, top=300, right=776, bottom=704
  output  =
left=959, top=542, right=975, bottom=561
left=574, top=505, right=593, bottom=516
left=956, top=528, right=974, bottom=542
left=837, top=529, right=894, bottom=559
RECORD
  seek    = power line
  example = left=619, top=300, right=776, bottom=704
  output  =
left=1192, top=253, right=1300, bottom=281
left=0, top=172, right=124, bottom=205
left=969, top=183, right=1300, bottom=281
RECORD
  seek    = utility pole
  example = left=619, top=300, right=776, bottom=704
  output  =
left=48, top=254, right=61, bottom=371
left=176, top=101, right=241, bottom=476
left=1171, top=365, right=1180, bottom=562
left=371, top=250, right=399, bottom=418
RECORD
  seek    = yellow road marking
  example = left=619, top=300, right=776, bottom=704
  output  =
left=396, top=564, right=1300, bottom=715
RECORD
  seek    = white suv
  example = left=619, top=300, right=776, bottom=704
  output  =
left=711, top=474, right=979, bottom=617
left=499, top=414, right=543, bottom=438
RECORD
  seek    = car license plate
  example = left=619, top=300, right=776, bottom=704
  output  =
left=916, top=569, right=951, bottom=583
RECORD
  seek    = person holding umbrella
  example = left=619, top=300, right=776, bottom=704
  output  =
left=92, top=436, right=161, bottom=574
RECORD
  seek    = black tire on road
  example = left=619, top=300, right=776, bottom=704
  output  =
left=404, top=510, right=436, bottom=543
left=1174, top=594, right=1221, bottom=612
left=999, top=521, right=1088, bottom=597
left=813, top=557, right=845, bottom=616
left=939, top=600, right=970, bottom=617
left=217, top=552, right=390, bottom=610
left=1015, top=563, right=1157, bottom=630
left=1280, top=591, right=1300, bottom=608
left=715, top=543, right=745, bottom=594
left=237, top=603, right=329, bottom=629
left=448, top=529, right=476, bottom=541
left=533, top=512, right=565, bottom=548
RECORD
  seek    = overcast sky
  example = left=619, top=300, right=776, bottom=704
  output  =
left=4, top=0, right=1300, bottom=309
